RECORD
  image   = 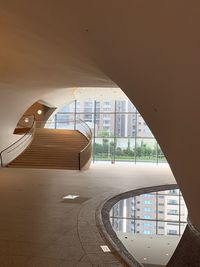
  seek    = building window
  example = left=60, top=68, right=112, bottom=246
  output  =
left=144, top=207, right=151, bottom=212
left=143, top=222, right=152, bottom=227
left=167, top=209, right=178, bottom=215
left=168, top=199, right=178, bottom=205
left=168, top=229, right=178, bottom=235
left=143, top=230, right=151, bottom=235
left=52, top=99, right=167, bottom=164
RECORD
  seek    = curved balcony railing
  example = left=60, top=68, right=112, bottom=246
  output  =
left=38, top=118, right=92, bottom=139
left=0, top=116, right=36, bottom=167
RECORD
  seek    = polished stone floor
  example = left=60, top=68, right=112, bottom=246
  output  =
left=0, top=163, right=175, bottom=266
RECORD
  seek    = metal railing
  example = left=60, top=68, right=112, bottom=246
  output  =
left=38, top=118, right=92, bottom=137
left=0, top=116, right=36, bottom=167
left=77, top=120, right=92, bottom=170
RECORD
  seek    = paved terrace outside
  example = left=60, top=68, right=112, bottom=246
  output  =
left=0, top=163, right=175, bottom=267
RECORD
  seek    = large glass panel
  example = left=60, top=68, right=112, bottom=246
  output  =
left=109, top=200, right=126, bottom=217
left=50, top=98, right=170, bottom=164
left=137, top=194, right=157, bottom=219
left=128, top=100, right=137, bottom=113
left=157, top=221, right=166, bottom=235
left=76, top=113, right=82, bottom=120
left=96, top=100, right=115, bottom=113
left=76, top=100, right=94, bottom=113
left=166, top=222, right=180, bottom=236
left=96, top=114, right=115, bottom=137
left=82, top=113, right=94, bottom=126
left=110, top=188, right=188, bottom=267
left=158, top=189, right=180, bottom=196
left=116, top=100, right=128, bottom=113
left=135, top=194, right=156, bottom=220
left=56, top=113, right=74, bottom=129
left=94, top=138, right=114, bottom=161
left=157, top=144, right=167, bottom=163
left=157, top=221, right=180, bottom=236
left=110, top=218, right=135, bottom=233
left=59, top=101, right=75, bottom=112
left=180, top=223, right=187, bottom=235
left=180, top=196, right=188, bottom=222
left=116, top=113, right=127, bottom=137
left=115, top=113, right=137, bottom=138
left=115, top=138, right=135, bottom=162
left=136, top=138, right=157, bottom=162
left=139, top=220, right=157, bottom=235
left=110, top=218, right=125, bottom=232
left=137, top=113, right=154, bottom=138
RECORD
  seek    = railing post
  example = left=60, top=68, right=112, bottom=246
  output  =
left=74, top=100, right=77, bottom=130
left=78, top=153, right=81, bottom=170
left=55, top=114, right=57, bottom=129
left=93, top=100, right=96, bottom=163
left=0, top=154, right=3, bottom=167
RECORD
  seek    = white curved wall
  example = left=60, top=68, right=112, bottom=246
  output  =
left=0, top=1, right=200, bottom=230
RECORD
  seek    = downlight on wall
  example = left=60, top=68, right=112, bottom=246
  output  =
left=24, top=117, right=29, bottom=123
left=37, top=109, right=42, bottom=115
left=62, top=195, right=79, bottom=200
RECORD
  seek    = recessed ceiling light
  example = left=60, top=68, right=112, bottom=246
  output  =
left=100, top=245, right=111, bottom=253
left=24, top=117, right=29, bottom=123
left=166, top=253, right=169, bottom=256
left=144, top=257, right=147, bottom=261
left=37, top=109, right=42, bottom=115
left=62, top=195, right=79, bottom=200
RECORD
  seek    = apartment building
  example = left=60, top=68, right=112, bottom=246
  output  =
left=110, top=189, right=187, bottom=236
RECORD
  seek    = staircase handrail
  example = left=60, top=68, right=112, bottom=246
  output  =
left=75, top=119, right=92, bottom=140
left=0, top=115, right=36, bottom=167
left=77, top=119, right=92, bottom=170
left=41, top=118, right=92, bottom=140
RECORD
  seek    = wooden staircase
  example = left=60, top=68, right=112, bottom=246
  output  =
left=7, top=128, right=89, bottom=170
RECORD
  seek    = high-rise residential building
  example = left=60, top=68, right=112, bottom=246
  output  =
left=56, top=99, right=153, bottom=138
left=52, top=99, right=165, bottom=163
left=110, top=189, right=187, bottom=236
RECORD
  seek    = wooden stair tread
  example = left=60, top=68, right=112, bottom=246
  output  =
left=8, top=128, right=89, bottom=170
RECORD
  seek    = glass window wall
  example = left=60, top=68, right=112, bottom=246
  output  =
left=109, top=189, right=187, bottom=237
left=51, top=99, right=167, bottom=164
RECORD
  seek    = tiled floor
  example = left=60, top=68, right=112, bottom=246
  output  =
left=0, top=163, right=175, bottom=266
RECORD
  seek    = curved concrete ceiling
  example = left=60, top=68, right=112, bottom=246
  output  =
left=0, top=2, right=200, bottom=229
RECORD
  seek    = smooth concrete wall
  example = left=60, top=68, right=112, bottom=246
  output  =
left=0, top=87, right=79, bottom=150
left=0, top=2, right=200, bottom=232
left=72, top=1, right=200, bottom=231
